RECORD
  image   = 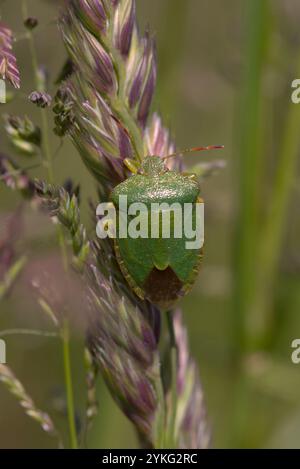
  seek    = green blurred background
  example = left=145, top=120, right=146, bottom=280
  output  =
left=1, top=0, right=300, bottom=448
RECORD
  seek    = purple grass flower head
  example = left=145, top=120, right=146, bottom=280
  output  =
left=0, top=364, right=60, bottom=439
left=35, top=181, right=90, bottom=272
left=0, top=210, right=21, bottom=282
left=61, top=14, right=117, bottom=96
left=86, top=261, right=164, bottom=447
left=0, top=154, right=35, bottom=198
left=70, top=88, right=133, bottom=194
left=144, top=113, right=183, bottom=171
left=126, top=32, right=157, bottom=125
left=86, top=34, right=116, bottom=95
left=56, top=0, right=211, bottom=450
left=136, top=41, right=157, bottom=126
left=53, top=85, right=75, bottom=137
left=113, top=0, right=136, bottom=57
left=0, top=22, right=20, bottom=89
left=145, top=113, right=175, bottom=158
left=29, top=91, right=52, bottom=108
left=172, top=309, right=211, bottom=449
left=71, top=0, right=107, bottom=38
left=0, top=207, right=27, bottom=301
left=59, top=0, right=161, bottom=194
left=4, top=115, right=41, bottom=156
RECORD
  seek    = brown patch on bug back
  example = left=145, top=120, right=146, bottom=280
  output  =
left=143, top=266, right=183, bottom=309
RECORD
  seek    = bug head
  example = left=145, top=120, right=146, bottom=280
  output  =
left=123, top=145, right=224, bottom=177
left=124, top=155, right=167, bottom=176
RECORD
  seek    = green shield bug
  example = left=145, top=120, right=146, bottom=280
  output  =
left=110, top=145, right=223, bottom=309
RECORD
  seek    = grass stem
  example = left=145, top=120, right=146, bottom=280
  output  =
left=232, top=0, right=270, bottom=356
left=252, top=54, right=300, bottom=344
left=62, top=320, right=78, bottom=449
left=22, top=0, right=77, bottom=449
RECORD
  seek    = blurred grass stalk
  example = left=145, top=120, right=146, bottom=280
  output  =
left=253, top=55, right=300, bottom=342
left=0, top=256, right=27, bottom=300
left=231, top=0, right=269, bottom=444
left=233, top=0, right=270, bottom=357
left=232, top=0, right=300, bottom=446
left=156, top=0, right=189, bottom=120
left=21, top=0, right=78, bottom=449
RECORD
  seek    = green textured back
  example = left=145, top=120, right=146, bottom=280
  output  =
left=111, top=157, right=200, bottom=208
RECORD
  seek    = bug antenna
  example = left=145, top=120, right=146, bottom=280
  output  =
left=162, top=145, right=224, bottom=160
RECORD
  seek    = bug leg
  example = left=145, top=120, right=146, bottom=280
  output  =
left=182, top=172, right=198, bottom=181
left=188, top=160, right=226, bottom=179
left=124, top=158, right=140, bottom=174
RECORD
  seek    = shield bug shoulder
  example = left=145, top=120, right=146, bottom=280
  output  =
left=110, top=145, right=223, bottom=309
